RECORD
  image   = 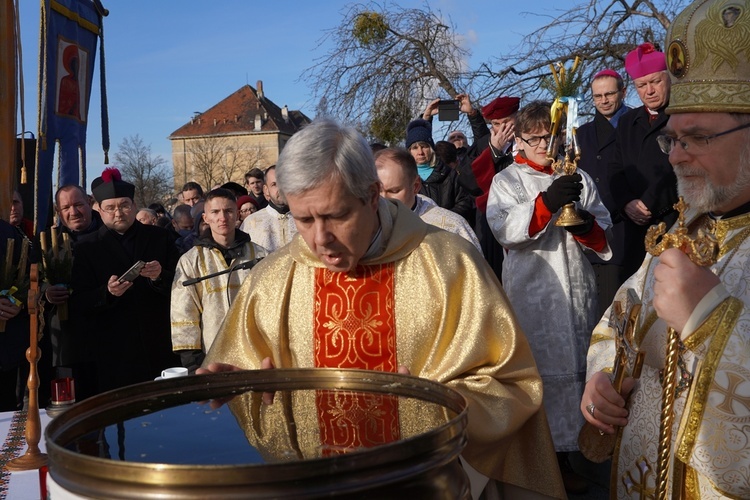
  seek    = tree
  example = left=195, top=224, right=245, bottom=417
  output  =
left=113, top=135, right=173, bottom=208
left=469, top=1, right=688, bottom=108
left=303, top=1, right=469, bottom=143
left=303, top=1, right=688, bottom=138
left=186, top=136, right=263, bottom=190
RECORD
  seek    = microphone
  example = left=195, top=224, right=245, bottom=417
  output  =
left=182, top=259, right=260, bottom=286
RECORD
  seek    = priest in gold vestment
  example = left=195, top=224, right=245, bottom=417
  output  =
left=204, top=118, right=565, bottom=499
left=582, top=1, right=750, bottom=498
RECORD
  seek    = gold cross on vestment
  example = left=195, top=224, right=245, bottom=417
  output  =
left=623, top=456, right=656, bottom=499
left=714, top=372, right=750, bottom=416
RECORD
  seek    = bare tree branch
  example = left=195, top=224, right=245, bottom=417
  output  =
left=302, top=1, right=470, bottom=142
left=470, top=0, right=688, bottom=106
left=113, top=135, right=172, bottom=207
left=186, top=137, right=264, bottom=191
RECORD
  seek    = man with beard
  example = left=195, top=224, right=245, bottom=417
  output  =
left=583, top=1, right=750, bottom=497
left=240, top=165, right=297, bottom=252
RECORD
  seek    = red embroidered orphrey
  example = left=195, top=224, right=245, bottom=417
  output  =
left=314, top=264, right=400, bottom=454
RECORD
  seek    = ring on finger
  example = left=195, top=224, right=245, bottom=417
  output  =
left=586, top=403, right=596, bottom=417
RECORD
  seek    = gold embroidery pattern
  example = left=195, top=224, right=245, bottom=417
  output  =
left=676, top=298, right=742, bottom=461
left=314, top=264, right=396, bottom=371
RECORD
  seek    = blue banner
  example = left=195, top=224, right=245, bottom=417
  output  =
left=35, top=0, right=105, bottom=232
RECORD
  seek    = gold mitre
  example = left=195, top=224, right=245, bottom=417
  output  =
left=666, top=0, right=750, bottom=114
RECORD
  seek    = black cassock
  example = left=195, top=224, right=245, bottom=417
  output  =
left=70, top=221, right=180, bottom=394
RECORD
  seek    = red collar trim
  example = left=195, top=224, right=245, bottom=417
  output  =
left=515, top=154, right=554, bottom=175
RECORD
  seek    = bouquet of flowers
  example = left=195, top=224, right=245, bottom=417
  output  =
left=40, top=228, right=73, bottom=321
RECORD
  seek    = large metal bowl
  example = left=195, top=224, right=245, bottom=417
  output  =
left=45, top=368, right=469, bottom=499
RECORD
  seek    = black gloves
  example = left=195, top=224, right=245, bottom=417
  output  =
left=564, top=209, right=595, bottom=236
left=542, top=174, right=583, bottom=213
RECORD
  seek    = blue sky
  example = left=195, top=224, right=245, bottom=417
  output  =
left=17, top=1, right=557, bottom=184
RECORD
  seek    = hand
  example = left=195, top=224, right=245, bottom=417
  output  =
left=422, top=98, right=441, bottom=119
left=196, top=362, right=244, bottom=375
left=45, top=284, right=70, bottom=305
left=140, top=260, right=162, bottom=280
left=581, top=371, right=635, bottom=434
left=107, top=275, right=133, bottom=297
left=565, top=209, right=594, bottom=236
left=542, top=174, right=583, bottom=212
left=624, top=199, right=652, bottom=225
left=653, top=248, right=720, bottom=332
left=490, top=121, right=515, bottom=151
left=397, top=365, right=410, bottom=375
left=0, top=298, right=21, bottom=320
left=196, top=362, right=245, bottom=410
left=455, top=93, right=475, bottom=115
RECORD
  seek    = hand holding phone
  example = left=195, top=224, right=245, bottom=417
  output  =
left=117, top=260, right=145, bottom=284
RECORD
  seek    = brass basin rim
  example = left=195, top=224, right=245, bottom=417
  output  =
left=46, top=368, right=468, bottom=486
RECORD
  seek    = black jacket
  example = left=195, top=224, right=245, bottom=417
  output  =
left=419, top=159, right=473, bottom=222
left=608, top=105, right=678, bottom=275
left=70, top=221, right=180, bottom=393
left=578, top=110, right=626, bottom=266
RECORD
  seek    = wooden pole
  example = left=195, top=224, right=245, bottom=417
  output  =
left=7, top=263, right=49, bottom=471
left=0, top=0, right=16, bottom=221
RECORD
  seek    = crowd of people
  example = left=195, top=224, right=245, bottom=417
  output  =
left=0, top=1, right=748, bottom=497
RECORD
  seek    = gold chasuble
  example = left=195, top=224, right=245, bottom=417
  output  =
left=314, top=265, right=400, bottom=453
left=206, top=199, right=565, bottom=499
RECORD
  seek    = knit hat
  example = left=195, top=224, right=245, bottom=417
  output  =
left=91, top=167, right=135, bottom=203
left=666, top=0, right=750, bottom=114
left=481, top=96, right=520, bottom=120
left=405, top=119, right=434, bottom=149
left=624, top=43, right=667, bottom=80
left=236, top=195, right=259, bottom=211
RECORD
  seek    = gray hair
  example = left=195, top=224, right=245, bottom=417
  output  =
left=137, top=208, right=158, bottom=218
left=276, top=118, right=379, bottom=201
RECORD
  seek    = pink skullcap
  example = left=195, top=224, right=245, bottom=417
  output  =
left=624, top=43, right=667, bottom=79
left=593, top=69, right=622, bottom=80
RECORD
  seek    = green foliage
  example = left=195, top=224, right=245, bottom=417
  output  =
left=353, top=11, right=388, bottom=45
left=368, top=97, right=412, bottom=145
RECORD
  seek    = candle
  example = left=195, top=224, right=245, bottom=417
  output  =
left=51, top=227, right=59, bottom=260
left=40, top=231, right=48, bottom=255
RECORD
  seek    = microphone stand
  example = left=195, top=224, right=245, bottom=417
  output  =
left=182, top=259, right=260, bottom=287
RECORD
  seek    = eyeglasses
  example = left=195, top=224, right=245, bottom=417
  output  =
left=520, top=134, right=552, bottom=148
left=448, top=135, right=466, bottom=141
left=100, top=202, right=134, bottom=215
left=656, top=122, right=750, bottom=155
left=239, top=208, right=255, bottom=214
left=592, top=90, right=620, bottom=101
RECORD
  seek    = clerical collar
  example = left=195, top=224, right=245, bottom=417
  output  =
left=268, top=200, right=290, bottom=214
left=710, top=200, right=750, bottom=220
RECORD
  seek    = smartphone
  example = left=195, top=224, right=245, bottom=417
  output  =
left=117, top=260, right=145, bottom=283
left=437, top=99, right=460, bottom=121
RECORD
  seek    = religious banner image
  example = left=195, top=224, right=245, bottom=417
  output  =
left=55, top=38, right=88, bottom=121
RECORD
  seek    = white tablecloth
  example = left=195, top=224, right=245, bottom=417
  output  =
left=0, top=410, right=52, bottom=500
